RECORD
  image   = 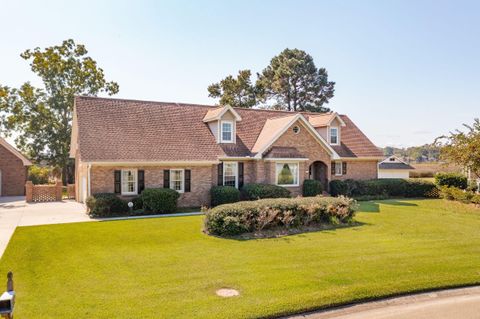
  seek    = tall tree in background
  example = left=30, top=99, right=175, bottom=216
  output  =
left=436, top=119, right=480, bottom=179
left=207, top=70, right=258, bottom=108
left=256, top=48, right=335, bottom=112
left=0, top=39, right=119, bottom=184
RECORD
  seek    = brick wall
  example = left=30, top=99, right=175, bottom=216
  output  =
left=90, top=165, right=213, bottom=207
left=257, top=120, right=332, bottom=195
left=331, top=161, right=379, bottom=180
left=0, top=144, right=28, bottom=196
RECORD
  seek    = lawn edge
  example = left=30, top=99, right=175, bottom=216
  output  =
left=270, top=282, right=480, bottom=319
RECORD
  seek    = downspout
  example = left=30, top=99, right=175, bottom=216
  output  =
left=87, top=163, right=92, bottom=198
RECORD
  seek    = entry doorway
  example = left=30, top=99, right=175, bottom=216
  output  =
left=309, top=161, right=328, bottom=191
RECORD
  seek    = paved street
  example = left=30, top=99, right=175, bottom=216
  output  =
left=0, top=196, right=89, bottom=257
left=287, top=286, right=480, bottom=319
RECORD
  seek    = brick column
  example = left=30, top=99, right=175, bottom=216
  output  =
left=25, top=181, right=33, bottom=202
left=55, top=180, right=63, bottom=201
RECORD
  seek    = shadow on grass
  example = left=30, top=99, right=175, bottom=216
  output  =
left=215, top=221, right=368, bottom=242
left=358, top=199, right=419, bottom=214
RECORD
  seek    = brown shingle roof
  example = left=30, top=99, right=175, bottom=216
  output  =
left=74, top=96, right=382, bottom=162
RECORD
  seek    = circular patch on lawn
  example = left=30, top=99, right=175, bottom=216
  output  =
left=216, top=288, right=239, bottom=297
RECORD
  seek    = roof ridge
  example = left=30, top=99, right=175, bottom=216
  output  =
left=75, top=95, right=218, bottom=108
left=75, top=96, right=338, bottom=117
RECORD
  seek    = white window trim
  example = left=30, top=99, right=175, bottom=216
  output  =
left=334, top=161, right=343, bottom=176
left=329, top=126, right=340, bottom=145
left=170, top=169, right=185, bottom=193
left=223, top=161, right=238, bottom=188
left=275, top=161, right=300, bottom=187
left=220, top=120, right=235, bottom=143
left=121, top=169, right=138, bottom=195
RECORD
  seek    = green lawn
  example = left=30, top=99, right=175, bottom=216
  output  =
left=1, top=199, right=480, bottom=318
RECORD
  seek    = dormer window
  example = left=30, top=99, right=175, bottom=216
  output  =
left=221, top=120, right=234, bottom=143
left=330, top=127, right=339, bottom=145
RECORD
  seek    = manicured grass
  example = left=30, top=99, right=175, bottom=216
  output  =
left=1, top=199, right=480, bottom=318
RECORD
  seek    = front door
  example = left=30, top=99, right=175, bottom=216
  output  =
left=310, top=161, right=328, bottom=191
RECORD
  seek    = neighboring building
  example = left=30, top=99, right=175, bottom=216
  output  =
left=378, top=156, right=414, bottom=179
left=0, top=137, right=32, bottom=196
left=70, top=96, right=383, bottom=206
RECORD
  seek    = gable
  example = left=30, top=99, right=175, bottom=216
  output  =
left=267, top=120, right=333, bottom=162
left=257, top=117, right=337, bottom=158
left=0, top=138, right=32, bottom=166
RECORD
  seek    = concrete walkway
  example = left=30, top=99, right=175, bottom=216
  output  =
left=0, top=196, right=90, bottom=257
left=286, top=286, right=480, bottom=319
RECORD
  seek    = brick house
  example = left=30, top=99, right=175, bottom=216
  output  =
left=70, top=96, right=383, bottom=207
left=0, top=137, right=32, bottom=196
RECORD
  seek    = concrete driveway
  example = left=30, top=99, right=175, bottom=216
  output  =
left=0, top=196, right=90, bottom=257
left=287, top=286, right=480, bottom=319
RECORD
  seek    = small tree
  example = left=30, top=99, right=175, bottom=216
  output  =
left=436, top=119, right=480, bottom=180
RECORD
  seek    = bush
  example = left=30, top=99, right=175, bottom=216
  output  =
left=131, top=196, right=143, bottom=210
left=204, top=196, right=357, bottom=236
left=329, top=179, right=438, bottom=199
left=302, top=179, right=323, bottom=197
left=440, top=186, right=475, bottom=204
left=28, top=165, right=50, bottom=184
left=140, top=188, right=180, bottom=214
left=435, top=173, right=468, bottom=189
left=86, top=193, right=128, bottom=217
left=241, top=183, right=291, bottom=200
left=210, top=186, right=241, bottom=206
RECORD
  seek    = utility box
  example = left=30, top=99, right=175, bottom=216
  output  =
left=0, top=290, right=15, bottom=317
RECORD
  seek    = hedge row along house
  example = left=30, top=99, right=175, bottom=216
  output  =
left=70, top=96, right=383, bottom=207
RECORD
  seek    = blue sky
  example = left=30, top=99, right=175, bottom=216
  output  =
left=1, top=0, right=479, bottom=147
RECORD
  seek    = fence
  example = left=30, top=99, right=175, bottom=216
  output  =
left=25, top=181, right=75, bottom=202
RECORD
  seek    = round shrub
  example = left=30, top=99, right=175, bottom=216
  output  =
left=141, top=188, right=180, bottom=214
left=204, top=196, right=357, bottom=236
left=86, top=193, right=128, bottom=217
left=210, top=186, right=240, bottom=206
left=435, top=172, right=468, bottom=189
left=302, top=179, right=323, bottom=197
left=241, top=183, right=291, bottom=200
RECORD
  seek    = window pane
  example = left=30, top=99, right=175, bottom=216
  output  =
left=335, top=162, right=342, bottom=175
left=223, top=163, right=237, bottom=187
left=330, top=128, right=338, bottom=144
left=276, top=163, right=298, bottom=185
left=121, top=170, right=137, bottom=193
left=169, top=170, right=184, bottom=191
left=222, top=122, right=233, bottom=141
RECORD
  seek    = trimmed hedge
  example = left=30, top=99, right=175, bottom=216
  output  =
left=302, top=179, right=323, bottom=197
left=211, top=186, right=241, bottom=206
left=241, top=183, right=291, bottom=200
left=435, top=172, right=468, bottom=189
left=141, top=188, right=180, bottom=214
left=329, top=178, right=438, bottom=199
left=86, top=193, right=128, bottom=217
left=204, top=196, right=357, bottom=236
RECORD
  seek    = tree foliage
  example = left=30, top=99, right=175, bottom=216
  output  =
left=207, top=48, right=335, bottom=112
left=207, top=70, right=257, bottom=108
left=257, top=48, right=335, bottom=112
left=436, top=119, right=480, bottom=179
left=0, top=39, right=119, bottom=183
